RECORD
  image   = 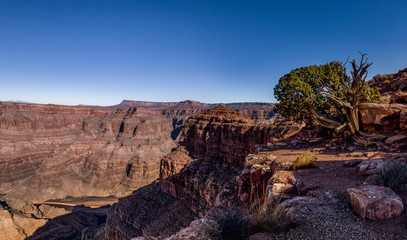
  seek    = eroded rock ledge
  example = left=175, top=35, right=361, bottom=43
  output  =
left=105, top=105, right=303, bottom=239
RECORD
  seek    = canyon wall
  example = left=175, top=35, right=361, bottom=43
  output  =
left=105, top=105, right=298, bottom=239
left=0, top=101, right=275, bottom=239
left=0, top=102, right=177, bottom=202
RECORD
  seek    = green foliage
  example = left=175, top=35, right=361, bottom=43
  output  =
left=380, top=162, right=407, bottom=191
left=274, top=62, right=346, bottom=120
left=273, top=61, right=380, bottom=122
left=293, top=152, right=317, bottom=169
left=204, top=208, right=250, bottom=240
left=249, top=198, right=294, bottom=233
left=361, top=85, right=381, bottom=103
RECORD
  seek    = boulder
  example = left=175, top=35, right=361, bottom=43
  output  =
left=270, top=158, right=294, bottom=173
left=344, top=159, right=363, bottom=167
left=347, top=185, right=404, bottom=220
left=359, top=103, right=401, bottom=125
left=359, top=103, right=407, bottom=132
left=266, top=171, right=302, bottom=199
left=385, top=135, right=407, bottom=145
left=166, top=219, right=212, bottom=240
left=356, top=159, right=384, bottom=175
left=282, top=196, right=333, bottom=223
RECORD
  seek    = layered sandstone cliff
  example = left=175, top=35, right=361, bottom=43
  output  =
left=105, top=106, right=293, bottom=239
left=0, top=101, right=276, bottom=239
left=0, top=102, right=177, bottom=202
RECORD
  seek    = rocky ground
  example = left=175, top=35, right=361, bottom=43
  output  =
left=254, top=145, right=407, bottom=240
left=160, top=142, right=407, bottom=240
left=102, top=104, right=407, bottom=240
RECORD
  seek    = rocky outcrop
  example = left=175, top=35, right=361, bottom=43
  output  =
left=359, top=103, right=407, bottom=132
left=182, top=105, right=272, bottom=168
left=166, top=219, right=212, bottom=240
left=159, top=146, right=194, bottom=179
left=237, top=153, right=275, bottom=204
left=267, top=171, right=302, bottom=200
left=361, top=68, right=407, bottom=135
left=0, top=102, right=177, bottom=202
left=105, top=105, right=281, bottom=238
left=369, top=68, right=407, bottom=96
left=0, top=196, right=69, bottom=240
left=347, top=185, right=404, bottom=220
left=384, top=135, right=407, bottom=148
left=356, top=159, right=385, bottom=176
left=160, top=106, right=275, bottom=214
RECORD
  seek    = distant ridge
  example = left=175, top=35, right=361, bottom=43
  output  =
left=108, top=100, right=275, bottom=111
left=5, top=100, right=34, bottom=104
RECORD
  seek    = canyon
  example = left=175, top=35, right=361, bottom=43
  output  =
left=101, top=69, right=407, bottom=239
left=2, top=69, right=407, bottom=239
left=0, top=100, right=275, bottom=239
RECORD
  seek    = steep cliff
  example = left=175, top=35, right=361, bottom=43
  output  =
left=0, top=101, right=277, bottom=239
left=105, top=105, right=284, bottom=239
left=0, top=102, right=176, bottom=202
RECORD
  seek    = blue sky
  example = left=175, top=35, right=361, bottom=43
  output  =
left=0, top=0, right=406, bottom=106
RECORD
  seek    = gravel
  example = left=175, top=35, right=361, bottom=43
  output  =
left=273, top=203, right=405, bottom=240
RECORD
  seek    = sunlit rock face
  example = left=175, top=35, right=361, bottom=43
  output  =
left=159, top=105, right=276, bottom=215
left=0, top=102, right=177, bottom=201
left=104, top=106, right=279, bottom=239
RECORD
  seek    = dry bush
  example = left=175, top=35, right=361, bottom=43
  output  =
left=380, top=162, right=407, bottom=191
left=203, top=208, right=250, bottom=240
left=293, top=152, right=317, bottom=169
left=249, top=198, right=294, bottom=234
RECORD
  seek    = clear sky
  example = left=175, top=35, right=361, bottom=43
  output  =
left=0, top=0, right=406, bottom=106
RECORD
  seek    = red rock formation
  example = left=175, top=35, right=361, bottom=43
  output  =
left=360, top=68, right=407, bottom=136
left=369, top=68, right=407, bottom=97
left=159, top=105, right=276, bottom=214
left=0, top=102, right=176, bottom=202
left=104, top=105, right=285, bottom=239
left=0, top=196, right=69, bottom=240
left=182, top=105, right=272, bottom=168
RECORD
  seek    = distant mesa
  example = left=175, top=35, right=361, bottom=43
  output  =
left=108, top=99, right=275, bottom=111
left=6, top=100, right=35, bottom=104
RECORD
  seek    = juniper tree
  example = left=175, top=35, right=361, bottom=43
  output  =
left=274, top=54, right=380, bottom=145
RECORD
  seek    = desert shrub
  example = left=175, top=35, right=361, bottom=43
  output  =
left=249, top=198, right=294, bottom=233
left=380, top=162, right=407, bottom=191
left=365, top=173, right=384, bottom=186
left=293, top=152, right=317, bottom=169
left=204, top=208, right=250, bottom=240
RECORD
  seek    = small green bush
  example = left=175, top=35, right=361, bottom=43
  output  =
left=204, top=208, right=250, bottom=240
left=293, top=152, right=317, bottom=169
left=380, top=162, right=407, bottom=191
left=249, top=198, right=294, bottom=234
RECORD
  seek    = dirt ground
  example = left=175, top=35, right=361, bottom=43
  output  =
left=260, top=145, right=407, bottom=240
